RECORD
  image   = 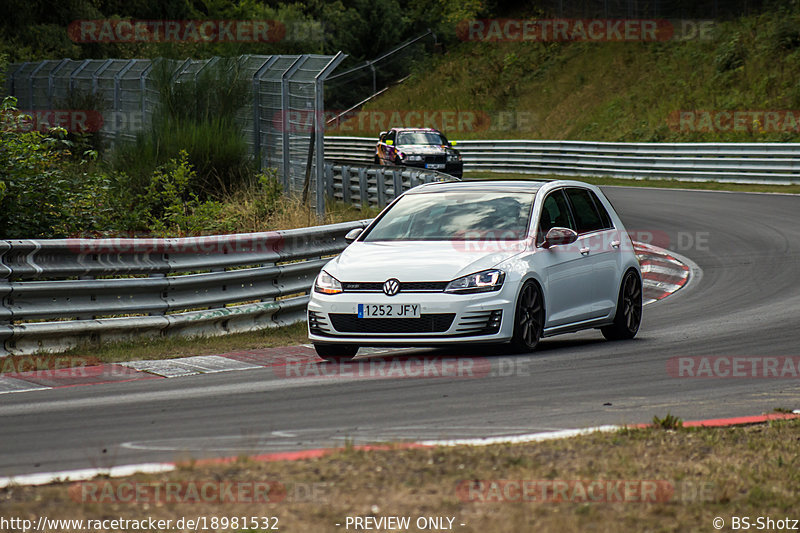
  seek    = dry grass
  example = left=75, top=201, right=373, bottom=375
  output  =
left=2, top=420, right=797, bottom=532
left=218, top=187, right=379, bottom=234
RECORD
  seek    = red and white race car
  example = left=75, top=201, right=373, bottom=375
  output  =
left=374, top=127, right=463, bottom=178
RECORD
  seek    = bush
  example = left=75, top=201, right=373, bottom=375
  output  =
left=0, top=96, right=109, bottom=238
left=112, top=58, right=252, bottom=198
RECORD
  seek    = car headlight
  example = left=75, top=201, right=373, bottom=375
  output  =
left=405, top=154, right=424, bottom=162
left=447, top=153, right=462, bottom=162
left=315, top=270, right=343, bottom=294
left=445, top=269, right=505, bottom=294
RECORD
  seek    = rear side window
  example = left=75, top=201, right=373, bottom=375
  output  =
left=565, top=188, right=610, bottom=234
left=590, top=191, right=614, bottom=229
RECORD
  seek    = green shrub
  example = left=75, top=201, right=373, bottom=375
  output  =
left=112, top=58, right=252, bottom=198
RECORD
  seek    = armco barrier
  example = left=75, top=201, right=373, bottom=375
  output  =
left=0, top=220, right=370, bottom=356
left=323, top=162, right=455, bottom=207
left=324, top=137, right=800, bottom=184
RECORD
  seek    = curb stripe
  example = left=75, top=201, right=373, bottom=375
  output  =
left=3, top=412, right=796, bottom=488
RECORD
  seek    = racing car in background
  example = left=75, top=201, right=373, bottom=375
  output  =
left=374, top=127, right=463, bottom=178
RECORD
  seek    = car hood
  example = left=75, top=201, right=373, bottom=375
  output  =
left=396, top=144, right=450, bottom=155
left=325, top=241, right=525, bottom=282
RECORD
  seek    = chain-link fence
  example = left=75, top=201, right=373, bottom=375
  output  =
left=3, top=53, right=345, bottom=214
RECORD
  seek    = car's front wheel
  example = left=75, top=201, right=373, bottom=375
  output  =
left=601, top=270, right=642, bottom=341
left=510, top=281, right=544, bottom=352
left=314, top=343, right=358, bottom=362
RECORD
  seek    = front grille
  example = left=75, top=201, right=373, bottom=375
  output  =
left=329, top=313, right=455, bottom=333
left=342, top=281, right=448, bottom=293
left=424, top=154, right=446, bottom=165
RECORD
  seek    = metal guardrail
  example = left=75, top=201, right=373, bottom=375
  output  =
left=0, top=220, right=370, bottom=356
left=324, top=136, right=800, bottom=184
left=323, top=161, right=455, bottom=208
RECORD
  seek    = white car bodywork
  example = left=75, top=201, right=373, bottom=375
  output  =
left=307, top=180, right=641, bottom=350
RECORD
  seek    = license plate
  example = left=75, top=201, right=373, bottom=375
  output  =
left=357, top=303, right=421, bottom=318
left=425, top=163, right=445, bottom=169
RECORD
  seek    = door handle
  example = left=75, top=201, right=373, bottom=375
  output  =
left=610, top=240, right=621, bottom=248
left=580, top=247, right=590, bottom=256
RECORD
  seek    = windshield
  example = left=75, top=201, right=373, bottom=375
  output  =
left=396, top=131, right=447, bottom=146
left=363, top=191, right=535, bottom=241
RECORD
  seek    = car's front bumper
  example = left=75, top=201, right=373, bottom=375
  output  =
left=307, top=287, right=516, bottom=346
left=400, top=160, right=463, bottom=178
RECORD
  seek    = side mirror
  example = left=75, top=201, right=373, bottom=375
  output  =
left=379, top=131, right=387, bottom=138
left=385, top=140, right=393, bottom=146
left=542, top=227, right=578, bottom=248
left=345, top=228, right=363, bottom=243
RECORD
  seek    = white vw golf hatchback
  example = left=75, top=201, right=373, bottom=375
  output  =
left=308, top=180, right=642, bottom=360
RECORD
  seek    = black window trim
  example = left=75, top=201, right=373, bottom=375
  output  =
left=535, top=188, right=576, bottom=246
left=564, top=186, right=614, bottom=236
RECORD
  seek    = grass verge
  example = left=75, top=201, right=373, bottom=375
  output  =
left=2, top=419, right=798, bottom=532
left=466, top=171, right=800, bottom=194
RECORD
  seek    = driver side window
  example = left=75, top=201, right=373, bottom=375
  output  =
left=538, top=190, right=576, bottom=244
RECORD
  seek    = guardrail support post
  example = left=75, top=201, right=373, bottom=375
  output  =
left=341, top=165, right=351, bottom=204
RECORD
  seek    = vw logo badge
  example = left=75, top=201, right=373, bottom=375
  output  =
left=383, top=278, right=400, bottom=296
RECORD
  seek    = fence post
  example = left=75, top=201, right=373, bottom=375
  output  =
left=68, top=59, right=91, bottom=93
left=139, top=62, right=153, bottom=129
left=7, top=62, right=29, bottom=99
left=342, top=165, right=351, bottom=204
left=113, top=60, right=137, bottom=144
left=376, top=167, right=386, bottom=207
left=314, top=52, right=346, bottom=216
left=252, top=56, right=278, bottom=172
left=47, top=59, right=71, bottom=108
left=27, top=61, right=47, bottom=109
left=281, top=55, right=309, bottom=195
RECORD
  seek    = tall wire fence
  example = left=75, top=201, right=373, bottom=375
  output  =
left=3, top=53, right=345, bottom=214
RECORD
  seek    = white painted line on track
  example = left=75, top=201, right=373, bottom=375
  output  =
left=0, top=376, right=50, bottom=394
left=418, top=425, right=621, bottom=447
left=0, top=463, right=176, bottom=489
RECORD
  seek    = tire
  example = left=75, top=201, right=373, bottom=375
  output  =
left=601, top=270, right=642, bottom=341
left=510, top=281, right=544, bottom=352
left=314, top=343, right=358, bottom=362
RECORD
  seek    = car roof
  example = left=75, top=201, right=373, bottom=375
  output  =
left=390, top=127, right=442, bottom=133
left=406, top=179, right=547, bottom=194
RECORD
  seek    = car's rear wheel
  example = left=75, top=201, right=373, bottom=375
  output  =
left=314, top=343, right=358, bottom=362
left=601, top=270, right=642, bottom=341
left=510, top=281, right=544, bottom=352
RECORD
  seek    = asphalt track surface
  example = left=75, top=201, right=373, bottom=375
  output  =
left=1, top=187, right=799, bottom=477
